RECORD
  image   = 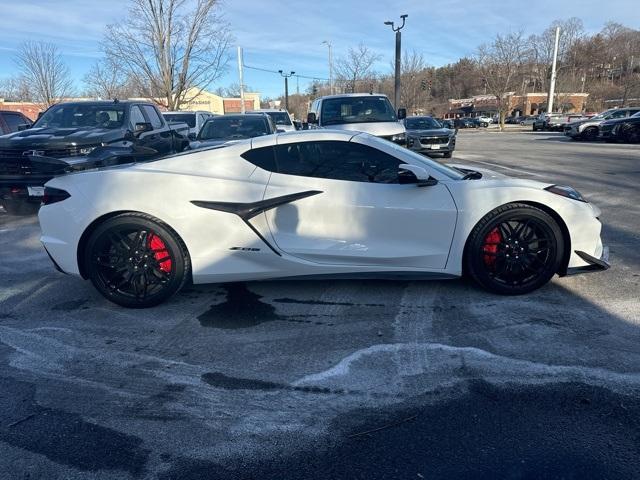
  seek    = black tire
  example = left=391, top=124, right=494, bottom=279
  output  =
left=581, top=127, right=599, bottom=141
left=465, top=203, right=564, bottom=295
left=1, top=199, right=40, bottom=216
left=84, top=213, right=190, bottom=308
left=532, top=125, right=538, bottom=131
left=442, top=151, right=453, bottom=158
left=622, top=125, right=640, bottom=143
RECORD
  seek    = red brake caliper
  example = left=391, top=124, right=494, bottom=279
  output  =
left=483, top=227, right=502, bottom=267
left=148, top=233, right=172, bottom=273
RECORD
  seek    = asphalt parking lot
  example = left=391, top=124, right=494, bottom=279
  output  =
left=1, top=131, right=639, bottom=479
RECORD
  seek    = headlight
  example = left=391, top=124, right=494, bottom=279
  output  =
left=391, top=132, right=406, bottom=144
left=545, top=185, right=587, bottom=202
left=79, top=146, right=98, bottom=155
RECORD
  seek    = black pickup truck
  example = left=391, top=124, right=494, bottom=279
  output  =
left=0, top=100, right=189, bottom=215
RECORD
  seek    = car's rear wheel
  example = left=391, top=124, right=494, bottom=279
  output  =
left=622, top=125, right=640, bottom=143
left=85, top=213, right=190, bottom=308
left=465, top=204, right=563, bottom=295
left=582, top=126, right=598, bottom=141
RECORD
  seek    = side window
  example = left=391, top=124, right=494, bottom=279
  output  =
left=628, top=109, right=640, bottom=117
left=142, top=105, right=163, bottom=128
left=3, top=113, right=28, bottom=132
left=609, top=110, right=627, bottom=119
left=273, top=141, right=404, bottom=183
left=241, top=146, right=277, bottom=172
left=129, top=106, right=146, bottom=129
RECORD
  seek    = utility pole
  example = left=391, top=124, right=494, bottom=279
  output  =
left=279, top=70, right=295, bottom=111
left=322, top=41, right=333, bottom=94
left=384, top=14, right=408, bottom=110
left=237, top=46, right=245, bottom=113
left=547, top=26, right=560, bottom=114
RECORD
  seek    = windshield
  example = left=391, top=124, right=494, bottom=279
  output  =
left=321, top=96, right=397, bottom=125
left=199, top=116, right=270, bottom=140
left=265, top=112, right=292, bottom=125
left=35, top=103, right=126, bottom=129
left=405, top=117, right=442, bottom=129
left=164, top=113, right=196, bottom=128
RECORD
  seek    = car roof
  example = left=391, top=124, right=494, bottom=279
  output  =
left=316, top=93, right=390, bottom=100
left=250, top=109, right=291, bottom=114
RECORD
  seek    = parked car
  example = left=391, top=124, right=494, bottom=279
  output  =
left=307, top=93, right=407, bottom=144
left=438, top=119, right=455, bottom=129
left=519, top=116, right=537, bottom=126
left=0, top=110, right=32, bottom=135
left=38, top=129, right=608, bottom=308
left=532, top=113, right=567, bottom=132
left=0, top=100, right=189, bottom=215
left=453, top=118, right=476, bottom=129
left=564, top=107, right=640, bottom=140
left=470, top=117, right=489, bottom=128
left=476, top=116, right=493, bottom=125
left=188, top=113, right=277, bottom=150
left=404, top=116, right=456, bottom=158
left=599, top=111, right=640, bottom=143
left=247, top=109, right=296, bottom=132
left=162, top=110, right=215, bottom=139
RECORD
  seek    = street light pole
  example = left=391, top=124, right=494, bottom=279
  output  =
left=384, top=14, right=408, bottom=110
left=278, top=70, right=295, bottom=111
left=322, top=40, right=333, bottom=95
left=547, top=26, right=561, bottom=114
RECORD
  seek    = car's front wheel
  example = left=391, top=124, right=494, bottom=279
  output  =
left=581, top=126, right=599, bottom=141
left=84, top=213, right=190, bottom=308
left=465, top=204, right=564, bottom=295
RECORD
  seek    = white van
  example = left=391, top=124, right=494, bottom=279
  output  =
left=247, top=109, right=296, bottom=132
left=307, top=93, right=407, bottom=144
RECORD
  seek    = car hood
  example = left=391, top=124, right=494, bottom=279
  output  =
left=447, top=164, right=508, bottom=180
left=321, top=121, right=405, bottom=137
left=0, top=127, right=124, bottom=147
left=406, top=128, right=453, bottom=136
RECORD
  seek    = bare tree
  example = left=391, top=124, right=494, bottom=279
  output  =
left=104, top=0, right=232, bottom=110
left=83, top=59, right=139, bottom=99
left=477, top=32, right=528, bottom=130
left=335, top=43, right=381, bottom=93
left=15, top=41, right=73, bottom=107
left=0, top=76, right=32, bottom=102
left=397, top=50, right=429, bottom=113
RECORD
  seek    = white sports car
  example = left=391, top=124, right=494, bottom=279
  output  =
left=38, top=130, right=609, bottom=308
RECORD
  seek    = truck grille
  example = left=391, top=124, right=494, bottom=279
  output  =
left=0, top=147, right=82, bottom=176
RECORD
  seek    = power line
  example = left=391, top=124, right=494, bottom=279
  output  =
left=242, top=62, right=329, bottom=82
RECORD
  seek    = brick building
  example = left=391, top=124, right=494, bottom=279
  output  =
left=0, top=99, right=44, bottom=121
left=446, top=92, right=589, bottom=118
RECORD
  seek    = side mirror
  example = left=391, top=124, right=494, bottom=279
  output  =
left=134, top=122, right=152, bottom=136
left=397, top=108, right=407, bottom=120
left=399, top=165, right=438, bottom=187
left=307, top=112, right=317, bottom=124
left=17, top=123, right=31, bottom=131
left=276, top=128, right=286, bottom=133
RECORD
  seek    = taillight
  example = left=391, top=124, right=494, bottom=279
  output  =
left=42, top=187, right=70, bottom=205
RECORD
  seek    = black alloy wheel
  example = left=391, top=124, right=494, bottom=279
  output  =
left=466, top=204, right=564, bottom=295
left=85, top=213, right=190, bottom=308
left=582, top=127, right=599, bottom=141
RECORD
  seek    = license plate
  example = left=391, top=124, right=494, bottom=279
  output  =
left=27, top=186, right=45, bottom=197
left=429, top=145, right=441, bottom=150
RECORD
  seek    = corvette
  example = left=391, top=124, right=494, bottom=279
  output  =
left=38, top=130, right=609, bottom=308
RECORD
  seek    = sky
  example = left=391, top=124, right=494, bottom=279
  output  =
left=0, top=0, right=639, bottom=99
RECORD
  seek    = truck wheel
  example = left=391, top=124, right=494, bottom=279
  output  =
left=442, top=151, right=453, bottom=158
left=1, top=199, right=40, bottom=216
